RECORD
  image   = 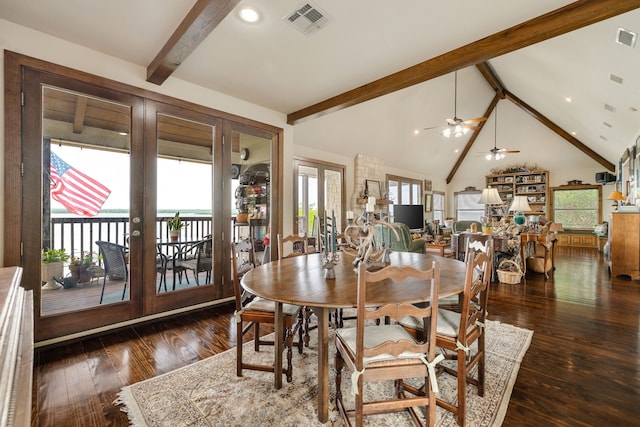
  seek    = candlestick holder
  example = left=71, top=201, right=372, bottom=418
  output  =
left=323, top=250, right=339, bottom=279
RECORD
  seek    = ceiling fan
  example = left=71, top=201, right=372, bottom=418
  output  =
left=424, top=70, right=487, bottom=138
left=484, top=104, right=520, bottom=160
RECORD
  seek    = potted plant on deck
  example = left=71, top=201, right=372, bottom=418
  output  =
left=69, top=252, right=99, bottom=284
left=167, top=212, right=186, bottom=241
left=41, top=248, right=69, bottom=290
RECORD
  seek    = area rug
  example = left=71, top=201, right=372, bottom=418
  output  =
left=115, top=319, right=532, bottom=426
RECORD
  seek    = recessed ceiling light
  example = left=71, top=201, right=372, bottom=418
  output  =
left=603, top=122, right=613, bottom=128
left=610, top=74, right=623, bottom=84
left=413, top=130, right=420, bottom=135
left=565, top=97, right=573, bottom=103
left=570, top=131, right=577, bottom=136
left=238, top=6, right=260, bottom=23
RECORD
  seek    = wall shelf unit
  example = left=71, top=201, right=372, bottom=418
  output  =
left=486, top=169, right=549, bottom=220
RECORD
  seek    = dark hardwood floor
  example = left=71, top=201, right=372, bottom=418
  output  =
left=33, top=247, right=640, bottom=426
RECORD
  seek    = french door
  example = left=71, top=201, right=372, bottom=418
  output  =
left=293, top=157, right=346, bottom=240
left=7, top=53, right=282, bottom=342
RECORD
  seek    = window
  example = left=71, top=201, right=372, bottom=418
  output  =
left=387, top=175, right=422, bottom=216
left=455, top=187, right=483, bottom=221
left=551, top=185, right=602, bottom=230
left=432, top=192, right=445, bottom=222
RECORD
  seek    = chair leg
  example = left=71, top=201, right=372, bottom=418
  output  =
left=99, top=276, right=107, bottom=304
left=284, top=325, right=294, bottom=382
left=457, top=349, right=467, bottom=426
left=478, top=333, right=486, bottom=397
left=121, top=281, right=127, bottom=300
left=236, top=319, right=244, bottom=377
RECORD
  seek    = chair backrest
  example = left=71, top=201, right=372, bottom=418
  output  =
left=458, top=238, right=494, bottom=339
left=354, top=261, right=440, bottom=369
left=231, top=239, right=256, bottom=311
left=95, top=241, right=128, bottom=279
left=277, top=234, right=308, bottom=260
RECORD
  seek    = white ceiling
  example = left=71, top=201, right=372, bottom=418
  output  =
left=1, top=0, right=639, bottom=180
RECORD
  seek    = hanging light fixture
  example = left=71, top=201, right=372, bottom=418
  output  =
left=441, top=71, right=471, bottom=138
left=486, top=106, right=505, bottom=160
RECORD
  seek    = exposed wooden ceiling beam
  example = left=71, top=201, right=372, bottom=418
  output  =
left=475, top=62, right=506, bottom=99
left=287, top=0, right=640, bottom=125
left=446, top=94, right=501, bottom=184
left=72, top=96, right=88, bottom=134
left=146, top=0, right=240, bottom=85
left=504, top=90, right=615, bottom=171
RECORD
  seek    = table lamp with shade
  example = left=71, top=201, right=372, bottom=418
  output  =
left=606, top=188, right=626, bottom=209
left=478, top=187, right=503, bottom=233
left=509, top=196, right=531, bottom=225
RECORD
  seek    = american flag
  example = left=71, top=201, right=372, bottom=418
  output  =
left=50, top=152, right=111, bottom=217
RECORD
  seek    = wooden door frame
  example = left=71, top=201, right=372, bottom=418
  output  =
left=4, top=51, right=284, bottom=342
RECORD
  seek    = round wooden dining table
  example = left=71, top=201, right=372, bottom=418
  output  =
left=241, top=250, right=467, bottom=423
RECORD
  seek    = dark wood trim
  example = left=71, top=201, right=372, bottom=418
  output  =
left=505, top=90, right=615, bottom=171
left=146, top=0, right=241, bottom=85
left=446, top=94, right=500, bottom=184
left=287, top=0, right=640, bottom=125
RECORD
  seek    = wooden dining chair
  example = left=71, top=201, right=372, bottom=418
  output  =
left=277, top=233, right=308, bottom=259
left=276, top=233, right=312, bottom=346
left=334, top=261, right=441, bottom=427
left=231, top=240, right=304, bottom=383
left=401, top=238, right=494, bottom=426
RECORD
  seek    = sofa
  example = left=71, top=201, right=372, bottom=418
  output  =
left=373, top=222, right=426, bottom=254
left=452, top=220, right=482, bottom=234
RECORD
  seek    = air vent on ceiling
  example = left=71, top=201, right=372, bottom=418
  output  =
left=604, top=103, right=616, bottom=113
left=284, top=2, right=330, bottom=35
left=616, top=27, right=637, bottom=47
left=600, top=135, right=608, bottom=141
left=603, top=121, right=613, bottom=128
left=610, top=74, right=623, bottom=84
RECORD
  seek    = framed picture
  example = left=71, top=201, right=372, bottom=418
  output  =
left=424, top=179, right=432, bottom=192
left=365, top=179, right=382, bottom=199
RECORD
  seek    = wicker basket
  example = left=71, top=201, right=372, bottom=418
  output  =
left=527, top=255, right=552, bottom=274
left=497, top=259, right=523, bottom=284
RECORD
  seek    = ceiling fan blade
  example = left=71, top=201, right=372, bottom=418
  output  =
left=423, top=125, right=443, bottom=131
left=463, top=124, right=480, bottom=131
left=501, top=150, right=520, bottom=154
left=463, top=116, right=487, bottom=125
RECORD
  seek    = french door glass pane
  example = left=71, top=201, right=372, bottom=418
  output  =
left=156, top=113, right=213, bottom=293
left=41, top=87, right=131, bottom=314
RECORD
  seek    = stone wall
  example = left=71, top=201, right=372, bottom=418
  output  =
left=351, top=154, right=386, bottom=217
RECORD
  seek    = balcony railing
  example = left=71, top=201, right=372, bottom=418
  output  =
left=45, top=216, right=213, bottom=259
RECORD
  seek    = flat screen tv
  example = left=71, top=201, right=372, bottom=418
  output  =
left=393, top=204, right=424, bottom=231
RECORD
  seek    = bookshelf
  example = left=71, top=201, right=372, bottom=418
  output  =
left=485, top=170, right=549, bottom=220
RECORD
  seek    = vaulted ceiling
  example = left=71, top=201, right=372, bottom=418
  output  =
left=2, top=0, right=639, bottom=182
